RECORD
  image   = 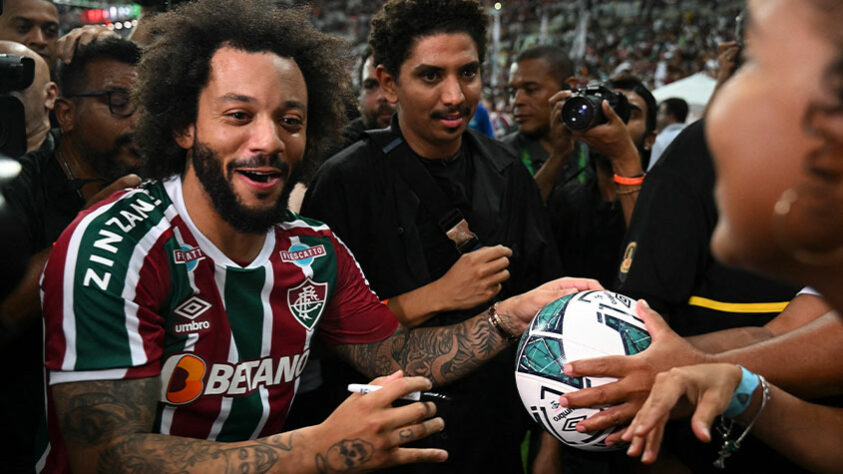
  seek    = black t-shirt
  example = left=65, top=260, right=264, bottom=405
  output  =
left=303, top=121, right=561, bottom=473
left=416, top=145, right=474, bottom=280
left=548, top=173, right=625, bottom=288
left=615, top=119, right=799, bottom=336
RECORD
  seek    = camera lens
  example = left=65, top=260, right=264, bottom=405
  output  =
left=561, top=96, right=598, bottom=131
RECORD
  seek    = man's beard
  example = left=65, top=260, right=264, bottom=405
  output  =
left=191, top=141, right=301, bottom=234
left=83, top=133, right=141, bottom=182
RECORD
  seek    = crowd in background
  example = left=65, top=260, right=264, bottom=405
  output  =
left=306, top=0, right=742, bottom=101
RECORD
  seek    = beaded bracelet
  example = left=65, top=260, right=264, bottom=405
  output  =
left=713, top=374, right=771, bottom=470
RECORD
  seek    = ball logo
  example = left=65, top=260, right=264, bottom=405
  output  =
left=161, top=354, right=207, bottom=405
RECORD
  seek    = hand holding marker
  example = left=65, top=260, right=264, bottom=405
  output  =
left=348, top=383, right=451, bottom=401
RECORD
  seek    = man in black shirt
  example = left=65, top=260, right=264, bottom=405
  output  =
left=302, top=1, right=563, bottom=471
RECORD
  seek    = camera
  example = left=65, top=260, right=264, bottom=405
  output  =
left=0, top=54, right=35, bottom=158
left=561, top=82, right=631, bottom=131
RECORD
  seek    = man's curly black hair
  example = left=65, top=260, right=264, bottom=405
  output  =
left=369, top=0, right=488, bottom=80
left=134, top=0, right=351, bottom=180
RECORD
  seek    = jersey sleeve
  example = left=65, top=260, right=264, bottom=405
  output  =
left=41, top=190, right=171, bottom=385
left=316, top=231, right=399, bottom=347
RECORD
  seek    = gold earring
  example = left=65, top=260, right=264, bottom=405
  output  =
left=772, top=187, right=843, bottom=265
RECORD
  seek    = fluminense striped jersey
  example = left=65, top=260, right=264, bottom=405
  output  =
left=40, top=177, right=398, bottom=472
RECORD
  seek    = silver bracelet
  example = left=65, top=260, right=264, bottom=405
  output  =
left=487, top=302, right=519, bottom=341
left=713, top=374, right=771, bottom=469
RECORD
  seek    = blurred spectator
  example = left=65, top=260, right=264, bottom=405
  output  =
left=649, top=96, right=688, bottom=169
left=342, top=46, right=395, bottom=147
left=469, top=99, right=495, bottom=137
left=0, top=0, right=59, bottom=69
left=0, top=41, right=57, bottom=155
left=0, top=0, right=118, bottom=75
left=0, top=36, right=142, bottom=473
left=502, top=44, right=577, bottom=177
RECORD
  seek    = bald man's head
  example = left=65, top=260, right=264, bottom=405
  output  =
left=0, top=40, right=57, bottom=152
left=0, top=0, right=59, bottom=66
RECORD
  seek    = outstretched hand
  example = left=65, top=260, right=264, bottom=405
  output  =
left=314, top=371, right=447, bottom=471
left=497, top=277, right=604, bottom=336
left=559, top=300, right=709, bottom=441
left=621, top=363, right=743, bottom=464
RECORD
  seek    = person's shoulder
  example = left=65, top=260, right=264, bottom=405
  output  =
left=275, top=212, right=349, bottom=251
left=500, top=130, right=522, bottom=146
left=468, top=128, right=518, bottom=163
left=647, top=120, right=712, bottom=183
left=318, top=135, right=380, bottom=173
left=58, top=181, right=173, bottom=250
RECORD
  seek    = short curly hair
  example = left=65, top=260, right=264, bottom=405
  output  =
left=58, top=37, right=142, bottom=96
left=134, top=0, right=351, bottom=180
left=369, top=0, right=488, bottom=80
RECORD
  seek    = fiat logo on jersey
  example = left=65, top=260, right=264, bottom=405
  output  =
left=287, top=278, right=328, bottom=330
left=161, top=353, right=207, bottom=405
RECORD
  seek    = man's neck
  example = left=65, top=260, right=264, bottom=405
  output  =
left=27, top=122, right=50, bottom=154
left=55, top=137, right=102, bottom=202
left=181, top=169, right=267, bottom=264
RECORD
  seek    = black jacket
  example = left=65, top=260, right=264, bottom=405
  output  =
left=302, top=120, right=561, bottom=473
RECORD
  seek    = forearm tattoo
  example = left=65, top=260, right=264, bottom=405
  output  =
left=335, top=314, right=506, bottom=386
left=52, top=379, right=321, bottom=473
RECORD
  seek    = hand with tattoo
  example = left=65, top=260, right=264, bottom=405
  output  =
left=313, top=370, right=447, bottom=472
left=52, top=371, right=444, bottom=473
left=496, top=277, right=605, bottom=336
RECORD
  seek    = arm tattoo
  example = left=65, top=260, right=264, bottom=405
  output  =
left=52, top=379, right=301, bottom=473
left=335, top=314, right=506, bottom=386
left=55, top=378, right=158, bottom=444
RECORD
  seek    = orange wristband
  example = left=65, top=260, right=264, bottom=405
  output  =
left=613, top=173, right=645, bottom=186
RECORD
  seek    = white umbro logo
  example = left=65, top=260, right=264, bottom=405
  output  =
left=174, top=296, right=212, bottom=320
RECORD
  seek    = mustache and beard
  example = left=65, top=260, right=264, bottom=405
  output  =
left=430, top=105, right=473, bottom=124
left=191, top=141, right=302, bottom=234
left=364, top=102, right=396, bottom=129
left=82, top=132, right=142, bottom=182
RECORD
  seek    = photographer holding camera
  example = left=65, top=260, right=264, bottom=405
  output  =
left=542, top=74, right=656, bottom=226
left=0, top=41, right=56, bottom=157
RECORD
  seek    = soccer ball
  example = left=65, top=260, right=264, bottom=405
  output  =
left=514, top=290, right=651, bottom=451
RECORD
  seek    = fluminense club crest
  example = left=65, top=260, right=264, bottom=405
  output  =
left=287, top=278, right=328, bottom=330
